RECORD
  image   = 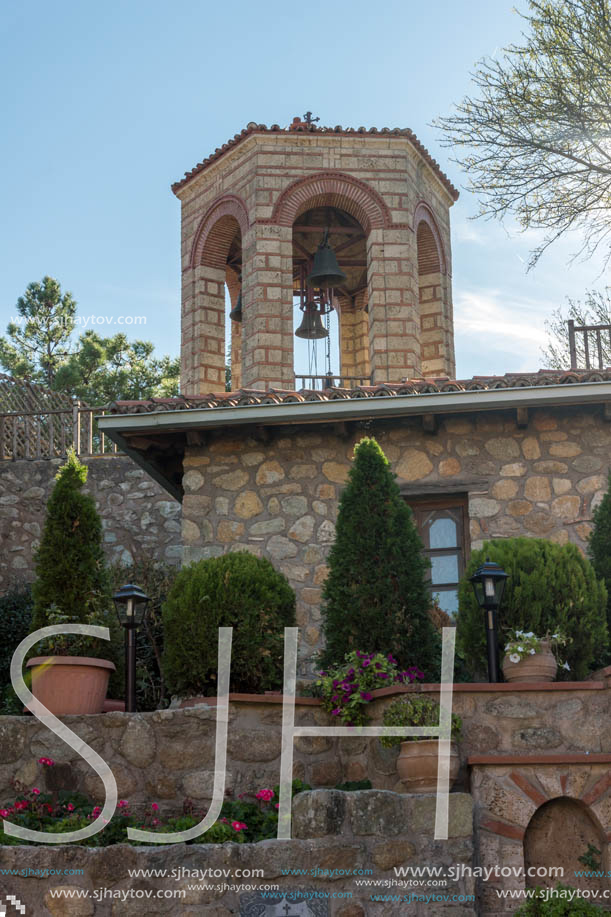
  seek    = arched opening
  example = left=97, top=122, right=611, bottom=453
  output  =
left=524, top=797, right=608, bottom=895
left=416, top=218, right=445, bottom=377
left=292, top=206, right=370, bottom=388
left=185, top=213, right=243, bottom=394
left=224, top=228, right=242, bottom=392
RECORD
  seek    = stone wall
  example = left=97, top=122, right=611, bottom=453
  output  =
left=0, top=456, right=181, bottom=590
left=180, top=404, right=611, bottom=673
left=0, top=792, right=475, bottom=916
left=1, top=683, right=608, bottom=813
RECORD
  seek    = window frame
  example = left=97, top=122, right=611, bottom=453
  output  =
left=404, top=493, right=470, bottom=616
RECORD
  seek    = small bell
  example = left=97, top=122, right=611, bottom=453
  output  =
left=295, top=303, right=328, bottom=340
left=307, top=229, right=347, bottom=290
left=229, top=291, right=242, bottom=323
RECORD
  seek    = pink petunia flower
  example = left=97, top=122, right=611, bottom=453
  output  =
left=38, top=757, right=55, bottom=766
left=255, top=788, right=274, bottom=802
left=118, top=800, right=128, bottom=808
left=0, top=809, right=9, bottom=818
left=31, top=788, right=40, bottom=795
left=151, top=803, right=159, bottom=811
left=231, top=821, right=247, bottom=831
left=66, top=803, right=74, bottom=812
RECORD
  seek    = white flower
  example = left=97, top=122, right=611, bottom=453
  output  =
left=517, top=646, right=524, bottom=653
left=529, top=648, right=536, bottom=655
left=509, top=653, right=521, bottom=664
left=562, top=662, right=570, bottom=671
left=525, top=632, right=534, bottom=638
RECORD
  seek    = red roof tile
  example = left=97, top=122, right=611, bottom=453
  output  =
left=107, top=369, right=611, bottom=415
left=171, top=117, right=459, bottom=200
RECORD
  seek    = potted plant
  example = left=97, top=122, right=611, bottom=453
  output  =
left=24, top=451, right=122, bottom=716
left=502, top=629, right=570, bottom=684
left=315, top=650, right=423, bottom=727
left=27, top=606, right=117, bottom=715
left=380, top=696, right=462, bottom=793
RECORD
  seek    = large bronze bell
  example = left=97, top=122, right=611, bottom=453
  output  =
left=229, top=292, right=242, bottom=322
left=295, top=304, right=328, bottom=339
left=307, top=229, right=347, bottom=289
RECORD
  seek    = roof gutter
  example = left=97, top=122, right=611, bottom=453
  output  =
left=98, top=381, right=611, bottom=437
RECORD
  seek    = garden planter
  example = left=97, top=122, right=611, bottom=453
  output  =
left=502, top=642, right=557, bottom=683
left=26, top=656, right=115, bottom=715
left=396, top=739, right=460, bottom=793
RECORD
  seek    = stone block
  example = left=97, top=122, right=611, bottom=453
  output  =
left=347, top=790, right=404, bottom=836
left=292, top=789, right=346, bottom=838
left=234, top=491, right=264, bottom=519
left=119, top=717, right=156, bottom=768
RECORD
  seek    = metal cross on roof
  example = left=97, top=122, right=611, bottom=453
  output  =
left=303, top=111, right=320, bottom=125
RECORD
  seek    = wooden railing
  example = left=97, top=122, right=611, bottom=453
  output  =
left=295, top=373, right=372, bottom=390
left=568, top=320, right=611, bottom=371
left=0, top=405, right=118, bottom=461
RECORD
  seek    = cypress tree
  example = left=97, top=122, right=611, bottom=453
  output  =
left=318, top=437, right=440, bottom=679
left=589, top=470, right=611, bottom=662
left=31, top=449, right=111, bottom=632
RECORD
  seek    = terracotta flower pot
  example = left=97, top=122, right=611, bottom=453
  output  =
left=502, top=641, right=557, bottom=684
left=26, top=656, right=115, bottom=715
left=396, top=739, right=460, bottom=793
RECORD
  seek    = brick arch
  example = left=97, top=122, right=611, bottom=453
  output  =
left=190, top=194, right=249, bottom=269
left=414, top=201, right=446, bottom=275
left=272, top=172, right=391, bottom=234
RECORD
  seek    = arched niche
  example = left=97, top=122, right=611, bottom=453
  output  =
left=524, top=797, right=608, bottom=895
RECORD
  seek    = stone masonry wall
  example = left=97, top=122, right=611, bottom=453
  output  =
left=180, top=404, right=611, bottom=674
left=0, top=456, right=181, bottom=591
left=0, top=792, right=475, bottom=916
left=1, top=684, right=607, bottom=813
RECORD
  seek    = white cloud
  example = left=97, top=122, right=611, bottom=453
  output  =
left=454, top=288, right=553, bottom=376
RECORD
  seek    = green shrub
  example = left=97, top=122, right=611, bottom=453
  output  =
left=162, top=551, right=296, bottom=697
left=380, top=695, right=462, bottom=748
left=109, top=557, right=178, bottom=711
left=513, top=885, right=607, bottom=915
left=456, top=537, right=608, bottom=680
left=318, top=438, right=441, bottom=679
left=29, top=450, right=123, bottom=688
left=0, top=584, right=33, bottom=686
left=588, top=470, right=611, bottom=665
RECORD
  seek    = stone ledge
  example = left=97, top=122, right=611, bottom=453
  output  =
left=179, top=680, right=606, bottom=707
left=469, top=754, right=611, bottom=765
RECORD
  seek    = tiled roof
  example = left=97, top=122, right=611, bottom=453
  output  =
left=107, top=370, right=611, bottom=415
left=171, top=117, right=459, bottom=200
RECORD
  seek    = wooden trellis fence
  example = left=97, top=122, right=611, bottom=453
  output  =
left=0, top=374, right=117, bottom=461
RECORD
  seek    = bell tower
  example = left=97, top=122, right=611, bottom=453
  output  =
left=173, top=116, right=458, bottom=394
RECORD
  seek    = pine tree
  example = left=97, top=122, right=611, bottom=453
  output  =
left=318, top=437, right=441, bottom=678
left=31, top=450, right=110, bottom=631
left=589, top=471, right=611, bottom=659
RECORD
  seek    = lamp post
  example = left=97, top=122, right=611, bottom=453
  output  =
left=112, top=584, right=150, bottom=712
left=469, top=559, right=508, bottom=683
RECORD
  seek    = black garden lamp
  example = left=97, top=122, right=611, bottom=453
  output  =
left=470, top=559, right=508, bottom=684
left=112, top=584, right=150, bottom=712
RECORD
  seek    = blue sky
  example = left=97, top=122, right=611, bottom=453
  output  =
left=1, top=0, right=608, bottom=382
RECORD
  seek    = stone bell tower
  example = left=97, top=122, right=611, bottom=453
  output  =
left=172, top=115, right=458, bottom=395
